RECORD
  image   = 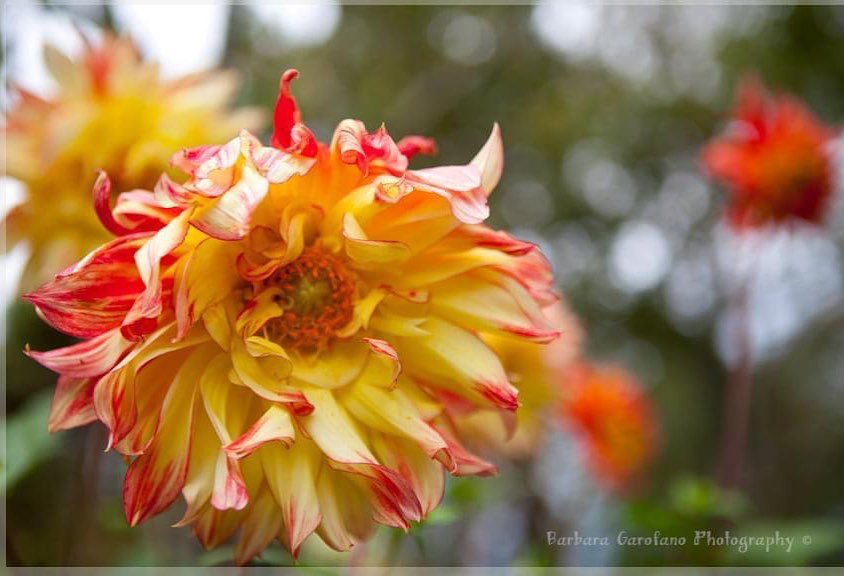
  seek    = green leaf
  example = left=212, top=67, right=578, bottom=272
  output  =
left=1, top=391, right=59, bottom=492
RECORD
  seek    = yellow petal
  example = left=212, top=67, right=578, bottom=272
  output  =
left=234, top=486, right=283, bottom=565
left=289, top=340, right=369, bottom=390
left=343, top=213, right=411, bottom=266
left=315, top=466, right=373, bottom=551
left=261, top=441, right=322, bottom=558
left=395, top=317, right=519, bottom=411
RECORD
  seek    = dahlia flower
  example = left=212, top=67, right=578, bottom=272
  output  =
left=25, top=69, right=560, bottom=562
left=2, top=32, right=262, bottom=289
left=449, top=302, right=582, bottom=458
left=702, top=78, right=838, bottom=229
left=561, top=363, right=658, bottom=491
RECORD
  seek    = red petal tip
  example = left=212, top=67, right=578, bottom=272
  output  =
left=280, top=69, right=300, bottom=94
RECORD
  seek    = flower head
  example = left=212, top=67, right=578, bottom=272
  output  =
left=25, top=70, right=559, bottom=563
left=2, top=32, right=262, bottom=289
left=560, top=363, right=659, bottom=491
left=702, top=78, right=838, bottom=229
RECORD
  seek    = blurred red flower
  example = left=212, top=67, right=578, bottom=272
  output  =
left=702, top=78, right=837, bottom=228
left=561, top=363, right=659, bottom=491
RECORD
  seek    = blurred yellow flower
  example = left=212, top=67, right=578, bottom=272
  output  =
left=2, top=32, right=262, bottom=289
left=26, top=70, right=560, bottom=563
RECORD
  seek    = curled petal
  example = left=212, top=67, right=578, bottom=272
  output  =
left=211, top=452, right=249, bottom=511
left=230, top=337, right=312, bottom=414
left=225, top=405, right=296, bottom=459
left=122, top=210, right=192, bottom=339
left=235, top=289, right=284, bottom=336
left=113, top=190, right=182, bottom=232
left=93, top=171, right=134, bottom=236
left=333, top=120, right=407, bottom=175
left=154, top=173, right=194, bottom=207
left=432, top=423, right=498, bottom=476
left=361, top=338, right=402, bottom=388
left=271, top=69, right=318, bottom=157
left=249, top=137, right=317, bottom=183
left=271, top=69, right=303, bottom=150
left=404, top=165, right=489, bottom=224
left=185, top=136, right=241, bottom=196
left=191, top=165, right=269, bottom=241
left=170, top=143, right=226, bottom=176
left=397, top=135, right=438, bottom=160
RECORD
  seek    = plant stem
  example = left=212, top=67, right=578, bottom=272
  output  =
left=716, top=272, right=754, bottom=490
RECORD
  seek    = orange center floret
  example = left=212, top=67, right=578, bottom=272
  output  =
left=264, top=247, right=356, bottom=351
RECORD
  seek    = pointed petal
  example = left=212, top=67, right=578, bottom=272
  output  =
left=344, top=383, right=453, bottom=472
left=372, top=435, right=445, bottom=517
left=315, top=466, right=373, bottom=551
left=23, top=234, right=149, bottom=338
left=396, top=317, right=519, bottom=411
left=429, top=272, right=559, bottom=343
left=261, top=441, right=322, bottom=559
left=27, top=328, right=132, bottom=379
left=48, top=376, right=97, bottom=432
left=469, top=123, right=503, bottom=197
left=300, top=388, right=422, bottom=529
left=234, top=487, right=283, bottom=565
left=123, top=350, right=202, bottom=526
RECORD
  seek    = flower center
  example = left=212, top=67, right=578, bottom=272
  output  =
left=264, top=247, right=355, bottom=351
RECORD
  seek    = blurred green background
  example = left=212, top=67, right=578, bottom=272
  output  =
left=3, top=2, right=844, bottom=567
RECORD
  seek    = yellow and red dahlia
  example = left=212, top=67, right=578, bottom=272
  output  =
left=702, top=78, right=838, bottom=229
left=2, top=32, right=262, bottom=289
left=25, top=70, right=560, bottom=563
left=448, top=301, right=583, bottom=458
left=560, top=363, right=659, bottom=491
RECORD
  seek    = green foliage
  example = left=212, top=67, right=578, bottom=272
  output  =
left=1, top=391, right=58, bottom=492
